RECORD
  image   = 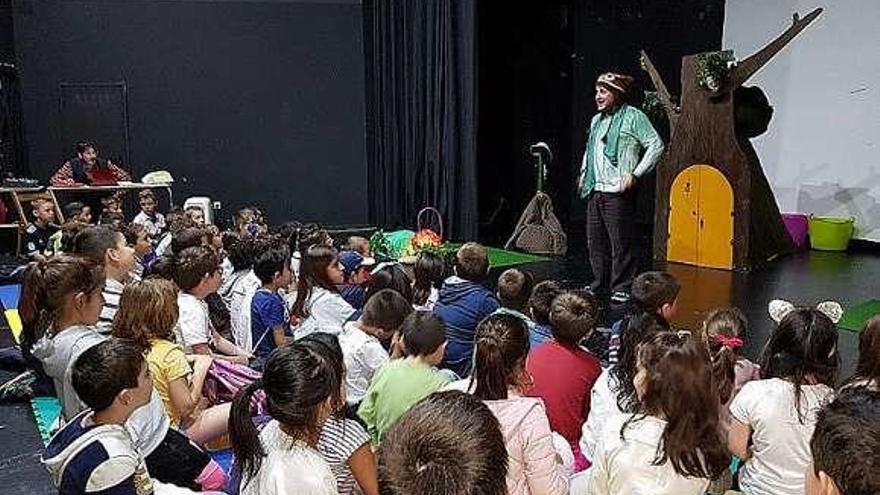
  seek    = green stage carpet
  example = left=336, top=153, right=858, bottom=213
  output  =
left=839, top=299, right=880, bottom=332
left=444, top=244, right=551, bottom=268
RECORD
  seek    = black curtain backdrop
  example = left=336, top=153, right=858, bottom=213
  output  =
left=364, top=0, right=477, bottom=240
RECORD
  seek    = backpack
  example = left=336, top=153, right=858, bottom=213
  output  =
left=505, top=192, right=567, bottom=255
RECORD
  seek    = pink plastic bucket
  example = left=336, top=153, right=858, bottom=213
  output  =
left=782, top=213, right=809, bottom=249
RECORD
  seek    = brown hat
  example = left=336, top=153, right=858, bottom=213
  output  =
left=597, top=72, right=634, bottom=94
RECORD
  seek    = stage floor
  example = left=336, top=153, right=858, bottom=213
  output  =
left=1, top=246, right=875, bottom=493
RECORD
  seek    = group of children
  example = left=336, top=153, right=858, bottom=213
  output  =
left=10, top=195, right=880, bottom=495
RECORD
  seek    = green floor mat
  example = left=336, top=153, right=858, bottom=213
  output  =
left=444, top=244, right=551, bottom=268
left=30, top=396, right=63, bottom=445
left=839, top=299, right=880, bottom=332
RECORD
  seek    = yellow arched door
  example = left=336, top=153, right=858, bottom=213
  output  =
left=667, top=164, right=734, bottom=270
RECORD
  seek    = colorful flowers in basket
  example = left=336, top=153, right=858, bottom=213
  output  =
left=408, top=229, right=443, bottom=255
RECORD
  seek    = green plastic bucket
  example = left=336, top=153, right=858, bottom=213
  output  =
left=808, top=216, right=854, bottom=251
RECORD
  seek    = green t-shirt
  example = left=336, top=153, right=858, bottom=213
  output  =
left=357, top=358, right=450, bottom=444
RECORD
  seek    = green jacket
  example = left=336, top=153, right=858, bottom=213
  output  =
left=579, top=104, right=664, bottom=198
left=357, top=358, right=450, bottom=444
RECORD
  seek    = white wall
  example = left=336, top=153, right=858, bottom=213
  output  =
left=724, top=0, right=880, bottom=240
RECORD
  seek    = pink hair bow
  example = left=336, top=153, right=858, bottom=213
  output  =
left=713, top=334, right=744, bottom=349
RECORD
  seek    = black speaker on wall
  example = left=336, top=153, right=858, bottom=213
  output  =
left=58, top=81, right=130, bottom=172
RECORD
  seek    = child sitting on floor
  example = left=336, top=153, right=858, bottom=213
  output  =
left=585, top=332, right=729, bottom=495
left=24, top=198, right=58, bottom=258
left=72, top=225, right=137, bottom=334
left=63, top=201, right=92, bottom=224
left=113, top=278, right=231, bottom=447
left=843, top=314, right=880, bottom=390
left=702, top=307, right=761, bottom=431
left=579, top=307, right=667, bottom=464
left=132, top=189, right=166, bottom=243
left=250, top=241, right=293, bottom=362
left=526, top=290, right=602, bottom=472
left=174, top=245, right=252, bottom=364
left=43, top=339, right=208, bottom=495
left=379, top=390, right=508, bottom=495
left=728, top=303, right=839, bottom=495
left=434, top=242, right=499, bottom=377
left=124, top=222, right=158, bottom=279
left=607, top=271, right=679, bottom=365
left=807, top=387, right=880, bottom=495
left=337, top=250, right=375, bottom=310
left=412, top=250, right=445, bottom=311
left=291, top=244, right=355, bottom=339
left=358, top=311, right=452, bottom=444
left=492, top=268, right=537, bottom=337
left=230, top=339, right=344, bottom=495
left=527, top=280, right=563, bottom=349
left=339, top=289, right=412, bottom=406
left=456, top=313, right=571, bottom=494
left=219, top=234, right=261, bottom=351
left=306, top=333, right=380, bottom=495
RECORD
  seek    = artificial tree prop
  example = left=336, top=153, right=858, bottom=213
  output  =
left=642, top=8, right=823, bottom=270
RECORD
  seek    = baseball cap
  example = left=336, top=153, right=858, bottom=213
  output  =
left=338, top=250, right=376, bottom=277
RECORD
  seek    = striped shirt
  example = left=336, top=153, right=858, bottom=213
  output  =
left=317, top=416, right=370, bottom=495
left=96, top=278, right=124, bottom=335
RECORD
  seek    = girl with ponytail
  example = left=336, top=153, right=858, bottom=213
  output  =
left=701, top=308, right=760, bottom=430
left=447, top=313, right=569, bottom=495
left=588, top=332, right=729, bottom=495
left=20, top=255, right=105, bottom=417
left=230, top=337, right=345, bottom=495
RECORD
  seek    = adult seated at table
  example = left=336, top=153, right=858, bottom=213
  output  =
left=50, top=141, right=132, bottom=186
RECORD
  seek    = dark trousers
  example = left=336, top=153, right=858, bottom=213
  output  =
left=586, top=191, right=637, bottom=297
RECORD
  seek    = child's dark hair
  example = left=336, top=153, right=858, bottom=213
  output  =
left=631, top=271, right=680, bottom=313
left=225, top=232, right=256, bottom=272
left=123, top=222, right=146, bottom=247
left=62, top=201, right=86, bottom=221
left=413, top=251, right=446, bottom=306
left=19, top=256, right=104, bottom=359
left=702, top=307, right=748, bottom=404
left=137, top=189, right=156, bottom=203
left=528, top=280, right=562, bottom=326
left=378, top=390, right=508, bottom=495
left=810, top=387, right=880, bottom=495
left=72, top=225, right=122, bottom=265
left=612, top=315, right=668, bottom=413
left=296, top=223, right=331, bottom=252
left=171, top=226, right=206, bottom=254
left=627, top=332, right=729, bottom=479
left=291, top=244, right=339, bottom=319
left=230, top=339, right=343, bottom=484
left=849, top=314, right=880, bottom=387
left=362, top=289, right=412, bottom=334
left=252, top=241, right=290, bottom=285
left=112, top=278, right=179, bottom=352
left=400, top=311, right=446, bottom=357
left=455, top=242, right=489, bottom=282
left=496, top=268, right=534, bottom=312
left=71, top=338, right=145, bottom=412
left=98, top=211, right=124, bottom=227
left=174, top=245, right=221, bottom=292
left=365, top=264, right=413, bottom=305
left=472, top=314, right=530, bottom=401
left=549, top=290, right=597, bottom=345
left=761, top=307, right=839, bottom=422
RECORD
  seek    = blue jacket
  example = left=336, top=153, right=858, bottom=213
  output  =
left=433, top=277, right=499, bottom=377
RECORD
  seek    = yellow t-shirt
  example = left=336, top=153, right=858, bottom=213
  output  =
left=147, top=338, right=192, bottom=427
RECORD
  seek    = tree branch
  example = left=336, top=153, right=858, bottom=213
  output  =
left=731, top=7, right=823, bottom=88
left=640, top=50, right=679, bottom=129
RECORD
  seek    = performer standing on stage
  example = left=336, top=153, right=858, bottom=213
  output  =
left=578, top=72, right=664, bottom=304
left=50, top=141, right=132, bottom=186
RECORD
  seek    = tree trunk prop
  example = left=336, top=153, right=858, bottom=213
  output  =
left=643, top=8, right=822, bottom=271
